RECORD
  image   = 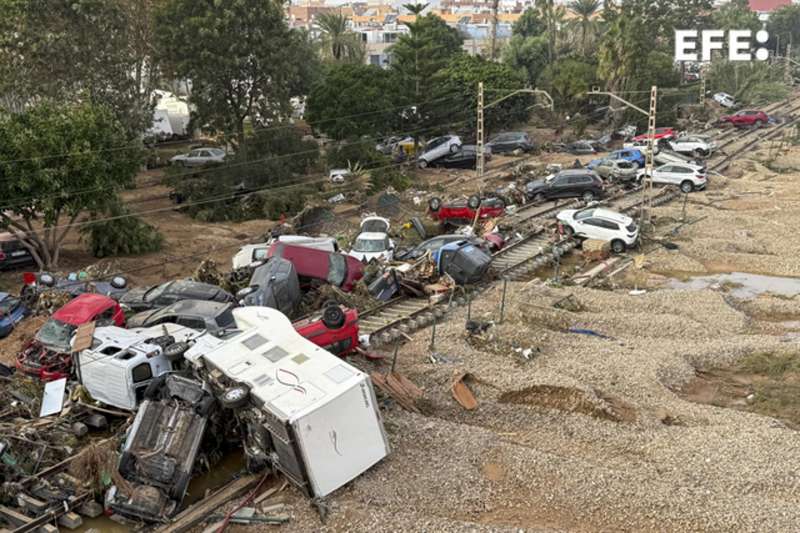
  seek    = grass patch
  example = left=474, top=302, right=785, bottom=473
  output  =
left=739, top=351, right=800, bottom=377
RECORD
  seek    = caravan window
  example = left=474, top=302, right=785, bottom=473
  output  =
left=132, top=362, right=152, bottom=383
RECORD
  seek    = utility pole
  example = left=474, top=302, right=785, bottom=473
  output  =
left=477, top=82, right=485, bottom=178
left=477, top=86, right=554, bottom=179
left=785, top=43, right=793, bottom=86
left=700, top=75, right=706, bottom=108
left=587, top=86, right=658, bottom=225
left=490, top=0, right=499, bottom=59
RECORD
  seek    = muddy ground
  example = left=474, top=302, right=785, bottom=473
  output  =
left=225, top=141, right=800, bottom=532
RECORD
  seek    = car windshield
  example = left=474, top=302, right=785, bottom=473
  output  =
left=144, top=282, right=170, bottom=302
left=0, top=296, right=19, bottom=315
left=35, top=318, right=76, bottom=352
left=575, top=209, right=595, bottom=220
left=353, top=237, right=387, bottom=252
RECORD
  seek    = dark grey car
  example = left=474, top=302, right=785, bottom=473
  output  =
left=126, top=300, right=236, bottom=337
left=120, top=280, right=234, bottom=313
left=236, top=258, right=301, bottom=317
left=487, top=132, right=534, bottom=154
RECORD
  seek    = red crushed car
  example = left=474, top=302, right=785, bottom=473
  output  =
left=267, top=242, right=364, bottom=292
left=16, top=293, right=125, bottom=381
left=720, top=110, right=769, bottom=128
left=428, top=195, right=506, bottom=227
left=632, top=127, right=676, bottom=143
left=293, top=303, right=359, bottom=356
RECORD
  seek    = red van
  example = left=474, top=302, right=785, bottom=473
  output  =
left=17, top=293, right=125, bottom=381
left=267, top=242, right=364, bottom=292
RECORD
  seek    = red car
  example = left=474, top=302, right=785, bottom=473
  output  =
left=720, top=110, right=769, bottom=128
left=632, top=127, right=676, bottom=143
left=293, top=303, right=359, bottom=356
left=267, top=242, right=364, bottom=292
left=429, top=195, right=506, bottom=227
left=16, top=293, right=125, bottom=381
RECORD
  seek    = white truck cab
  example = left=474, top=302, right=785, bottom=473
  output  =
left=231, top=235, right=340, bottom=270
left=77, top=324, right=219, bottom=411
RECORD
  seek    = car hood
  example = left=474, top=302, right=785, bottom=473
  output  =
left=526, top=179, right=547, bottom=190
left=120, top=287, right=149, bottom=305
left=556, top=209, right=578, bottom=222
left=126, top=308, right=160, bottom=328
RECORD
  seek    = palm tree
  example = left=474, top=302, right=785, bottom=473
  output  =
left=568, top=0, right=600, bottom=56
left=316, top=13, right=364, bottom=63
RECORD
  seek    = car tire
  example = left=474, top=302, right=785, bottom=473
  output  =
left=467, top=195, right=481, bottom=210
left=449, top=143, right=460, bottom=154
left=563, top=225, right=575, bottom=237
left=534, top=192, right=545, bottom=204
left=163, top=341, right=190, bottom=362
left=611, top=239, right=626, bottom=254
left=582, top=191, right=595, bottom=203
left=418, top=159, right=428, bottom=169
left=322, top=305, right=346, bottom=329
left=754, top=119, right=763, bottom=128
left=694, top=149, right=707, bottom=159
left=512, top=148, right=523, bottom=156
left=680, top=180, right=694, bottom=194
left=110, top=276, right=127, bottom=290
left=428, top=197, right=442, bottom=212
left=221, top=384, right=250, bottom=410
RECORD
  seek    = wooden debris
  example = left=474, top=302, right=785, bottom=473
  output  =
left=370, top=371, right=423, bottom=413
left=451, top=372, right=478, bottom=410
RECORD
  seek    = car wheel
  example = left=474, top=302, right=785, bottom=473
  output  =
left=694, top=149, right=708, bottom=159
left=534, top=192, right=545, bottom=204
left=611, top=239, right=626, bottom=254
left=680, top=180, right=694, bottom=194
left=418, top=159, right=428, bottom=169
left=221, top=384, right=250, bottom=410
left=754, top=119, right=764, bottom=128
left=110, top=276, right=127, bottom=290
left=163, top=341, right=190, bottom=362
left=582, top=191, right=595, bottom=203
left=512, top=148, right=523, bottom=156
left=467, top=195, right=481, bottom=210
left=562, top=225, right=575, bottom=237
left=449, top=143, right=460, bottom=154
left=428, top=197, right=442, bottom=212
left=322, top=305, right=346, bottom=329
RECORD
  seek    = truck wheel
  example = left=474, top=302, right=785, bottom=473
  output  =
left=428, top=197, right=442, bottom=211
left=322, top=305, right=346, bottom=329
left=680, top=180, right=694, bottom=193
left=467, top=195, right=481, bottom=209
left=163, top=341, right=190, bottom=362
left=221, top=384, right=250, bottom=409
left=611, top=240, right=626, bottom=254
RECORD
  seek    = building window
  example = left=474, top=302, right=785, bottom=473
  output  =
left=369, top=55, right=381, bottom=66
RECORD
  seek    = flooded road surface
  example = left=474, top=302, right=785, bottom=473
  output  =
left=667, top=272, right=800, bottom=299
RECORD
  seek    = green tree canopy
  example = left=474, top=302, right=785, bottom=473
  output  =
left=316, top=13, right=365, bottom=63
left=0, top=103, right=141, bottom=268
left=512, top=7, right=546, bottom=38
left=767, top=5, right=800, bottom=56
left=538, top=59, right=596, bottom=114
left=0, top=0, right=160, bottom=135
left=306, top=64, right=400, bottom=140
left=503, top=34, right=550, bottom=86
left=156, top=0, right=318, bottom=143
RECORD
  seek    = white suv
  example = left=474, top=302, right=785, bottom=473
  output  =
left=638, top=162, right=708, bottom=193
left=556, top=206, right=639, bottom=254
left=667, top=135, right=716, bottom=157
left=348, top=216, right=394, bottom=262
left=417, top=135, right=462, bottom=168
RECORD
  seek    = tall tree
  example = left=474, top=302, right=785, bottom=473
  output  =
left=0, top=0, right=161, bottom=135
left=538, top=58, right=596, bottom=114
left=568, top=0, right=600, bottom=56
left=768, top=5, right=800, bottom=56
left=512, top=7, right=546, bottom=38
left=503, top=34, right=549, bottom=86
left=306, top=64, right=400, bottom=139
left=0, top=103, right=141, bottom=269
left=535, top=0, right=566, bottom=64
left=156, top=0, right=318, bottom=144
left=316, top=13, right=365, bottom=63
left=390, top=14, right=463, bottom=135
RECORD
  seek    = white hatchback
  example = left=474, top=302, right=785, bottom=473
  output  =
left=713, top=92, right=735, bottom=108
left=417, top=135, right=462, bottom=168
left=556, top=207, right=639, bottom=254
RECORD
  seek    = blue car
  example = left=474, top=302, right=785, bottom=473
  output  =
left=588, top=149, right=645, bottom=170
left=0, top=292, right=30, bottom=338
left=435, top=240, right=492, bottom=285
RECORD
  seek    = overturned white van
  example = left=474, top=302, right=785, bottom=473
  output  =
left=187, top=306, right=390, bottom=500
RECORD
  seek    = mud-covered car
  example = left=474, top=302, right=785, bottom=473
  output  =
left=126, top=300, right=237, bottom=338
left=120, top=279, right=234, bottom=314
left=20, top=271, right=129, bottom=306
left=436, top=240, right=493, bottom=285
left=107, top=374, right=220, bottom=522
left=17, top=293, right=125, bottom=381
left=236, top=257, right=301, bottom=317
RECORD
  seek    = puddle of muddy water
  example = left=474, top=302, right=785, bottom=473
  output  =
left=667, top=272, right=800, bottom=299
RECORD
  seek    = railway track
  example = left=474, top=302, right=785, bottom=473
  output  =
left=361, top=95, right=800, bottom=346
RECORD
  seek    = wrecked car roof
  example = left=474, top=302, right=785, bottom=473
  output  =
left=52, top=293, right=117, bottom=325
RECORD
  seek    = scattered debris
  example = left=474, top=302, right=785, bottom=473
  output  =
left=371, top=371, right=423, bottom=413
left=451, top=372, right=478, bottom=410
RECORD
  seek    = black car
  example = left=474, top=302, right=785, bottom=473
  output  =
left=236, top=257, right=301, bottom=317
left=429, top=145, right=488, bottom=169
left=486, top=132, right=534, bottom=154
left=560, top=141, right=596, bottom=155
left=126, top=299, right=236, bottom=337
left=0, top=233, right=35, bottom=270
left=120, top=279, right=234, bottom=313
left=526, top=169, right=605, bottom=203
